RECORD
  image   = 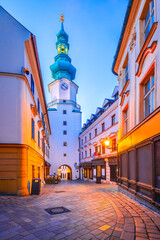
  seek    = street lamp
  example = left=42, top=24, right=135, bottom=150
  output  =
left=104, top=139, right=110, bottom=147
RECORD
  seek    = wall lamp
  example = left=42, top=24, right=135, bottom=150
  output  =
left=21, top=67, right=30, bottom=75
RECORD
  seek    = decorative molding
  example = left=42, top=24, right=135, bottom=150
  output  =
left=30, top=104, right=37, bottom=117
left=136, top=22, right=158, bottom=64
left=136, top=41, right=157, bottom=77
left=120, top=79, right=130, bottom=97
left=37, top=120, right=42, bottom=129
left=41, top=129, right=45, bottom=136
left=129, top=27, right=136, bottom=51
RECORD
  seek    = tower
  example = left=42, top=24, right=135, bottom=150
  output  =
left=48, top=14, right=81, bottom=180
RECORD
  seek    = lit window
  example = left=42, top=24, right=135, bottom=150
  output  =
left=144, top=74, right=155, bottom=118
left=31, top=118, right=35, bottom=140
left=31, top=74, right=34, bottom=96
left=63, top=110, right=67, bottom=114
left=112, top=115, right=116, bottom=125
left=112, top=139, right=116, bottom=151
left=63, top=142, right=67, bottom=146
left=144, top=0, right=155, bottom=41
left=102, top=122, right=105, bottom=132
left=63, top=130, right=67, bottom=135
left=63, top=121, right=67, bottom=125
left=97, top=145, right=101, bottom=155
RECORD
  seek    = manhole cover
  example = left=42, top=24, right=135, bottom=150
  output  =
left=45, top=207, right=70, bottom=215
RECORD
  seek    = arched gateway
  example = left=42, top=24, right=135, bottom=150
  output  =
left=58, top=165, right=72, bottom=180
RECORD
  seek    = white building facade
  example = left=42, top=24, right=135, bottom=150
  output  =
left=0, top=7, right=51, bottom=195
left=79, top=87, right=119, bottom=183
left=48, top=17, right=81, bottom=180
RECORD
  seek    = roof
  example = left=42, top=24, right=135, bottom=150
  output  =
left=112, top=0, right=134, bottom=75
left=102, top=98, right=114, bottom=108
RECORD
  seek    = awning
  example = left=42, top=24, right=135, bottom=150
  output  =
left=91, top=158, right=105, bottom=166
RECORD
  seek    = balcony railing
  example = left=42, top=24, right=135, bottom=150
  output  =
left=48, top=99, right=81, bottom=110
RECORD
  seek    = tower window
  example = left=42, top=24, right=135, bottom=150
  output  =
left=63, top=130, right=67, bottom=135
left=64, top=153, right=67, bottom=157
left=63, top=110, right=67, bottom=114
left=63, top=121, right=67, bottom=125
left=95, top=128, right=97, bottom=137
left=63, top=142, right=67, bottom=146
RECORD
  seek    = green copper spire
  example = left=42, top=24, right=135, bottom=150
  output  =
left=50, top=14, right=76, bottom=81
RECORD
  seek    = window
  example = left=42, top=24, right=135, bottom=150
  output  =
left=31, top=74, right=34, bottom=96
left=38, top=131, right=40, bottom=147
left=63, top=142, right=67, bottom=146
left=38, top=166, right=40, bottom=178
left=89, top=149, right=92, bottom=157
left=125, top=62, right=129, bottom=83
left=82, top=152, right=83, bottom=159
left=144, top=74, right=155, bottom=118
left=32, top=165, right=35, bottom=179
left=112, top=139, right=116, bottom=151
left=112, top=115, right=116, bottom=125
left=124, top=108, right=129, bottom=135
left=144, top=0, right=155, bottom=41
left=102, top=122, right=105, bottom=132
left=63, top=130, right=67, bottom=135
left=95, top=128, right=97, bottom=137
left=64, top=153, right=67, bottom=157
left=63, top=110, right=67, bottom=114
left=102, top=144, right=105, bottom=154
left=85, top=151, right=87, bottom=158
left=97, top=145, right=101, bottom=155
left=63, top=121, right=67, bottom=125
left=81, top=139, right=83, bottom=145
left=37, top=98, right=40, bottom=114
left=31, top=118, right=35, bottom=140
left=85, top=136, right=87, bottom=143
left=95, top=146, right=98, bottom=153
left=89, top=133, right=91, bottom=140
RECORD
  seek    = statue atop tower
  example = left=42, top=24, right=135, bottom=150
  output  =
left=50, top=14, right=76, bottom=81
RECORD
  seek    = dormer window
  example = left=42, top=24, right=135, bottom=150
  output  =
left=61, top=46, right=65, bottom=53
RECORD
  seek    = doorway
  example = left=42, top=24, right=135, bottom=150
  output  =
left=58, top=165, right=72, bottom=180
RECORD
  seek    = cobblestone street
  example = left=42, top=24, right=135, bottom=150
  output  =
left=0, top=181, right=160, bottom=240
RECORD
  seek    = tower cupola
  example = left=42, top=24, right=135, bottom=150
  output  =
left=50, top=14, right=76, bottom=81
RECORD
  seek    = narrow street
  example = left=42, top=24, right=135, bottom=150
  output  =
left=0, top=181, right=160, bottom=240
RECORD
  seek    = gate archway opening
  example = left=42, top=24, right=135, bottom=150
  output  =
left=57, top=165, right=72, bottom=180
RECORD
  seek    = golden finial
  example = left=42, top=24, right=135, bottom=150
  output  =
left=60, top=13, right=64, bottom=22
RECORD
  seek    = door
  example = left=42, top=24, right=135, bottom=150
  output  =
left=87, top=169, right=90, bottom=180
left=110, top=165, right=117, bottom=182
left=97, top=166, right=101, bottom=177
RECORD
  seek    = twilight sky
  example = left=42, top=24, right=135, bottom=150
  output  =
left=1, top=0, right=128, bottom=124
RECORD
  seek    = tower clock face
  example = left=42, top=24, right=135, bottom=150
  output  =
left=61, top=82, right=68, bottom=90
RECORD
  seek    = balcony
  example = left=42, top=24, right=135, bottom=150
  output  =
left=48, top=99, right=81, bottom=110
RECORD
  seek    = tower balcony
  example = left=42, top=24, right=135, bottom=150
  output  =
left=47, top=99, right=81, bottom=110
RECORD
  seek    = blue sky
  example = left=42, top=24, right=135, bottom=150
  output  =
left=1, top=0, right=128, bottom=124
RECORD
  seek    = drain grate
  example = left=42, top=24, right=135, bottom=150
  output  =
left=45, top=207, right=70, bottom=215
left=55, top=191, right=65, bottom=193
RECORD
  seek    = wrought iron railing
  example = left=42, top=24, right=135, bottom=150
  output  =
left=47, top=99, right=81, bottom=110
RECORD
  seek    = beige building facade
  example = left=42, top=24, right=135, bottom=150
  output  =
left=112, top=0, right=160, bottom=206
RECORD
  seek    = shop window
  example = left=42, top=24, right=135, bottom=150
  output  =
left=102, top=122, right=105, bottom=132
left=97, top=166, right=101, bottom=177
left=155, top=140, right=160, bottom=189
left=90, top=169, right=93, bottom=179
left=144, top=74, right=155, bottom=118
left=84, top=169, right=87, bottom=178
left=144, top=0, right=155, bottom=41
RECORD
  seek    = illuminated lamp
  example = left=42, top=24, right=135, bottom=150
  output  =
left=104, top=140, right=109, bottom=147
